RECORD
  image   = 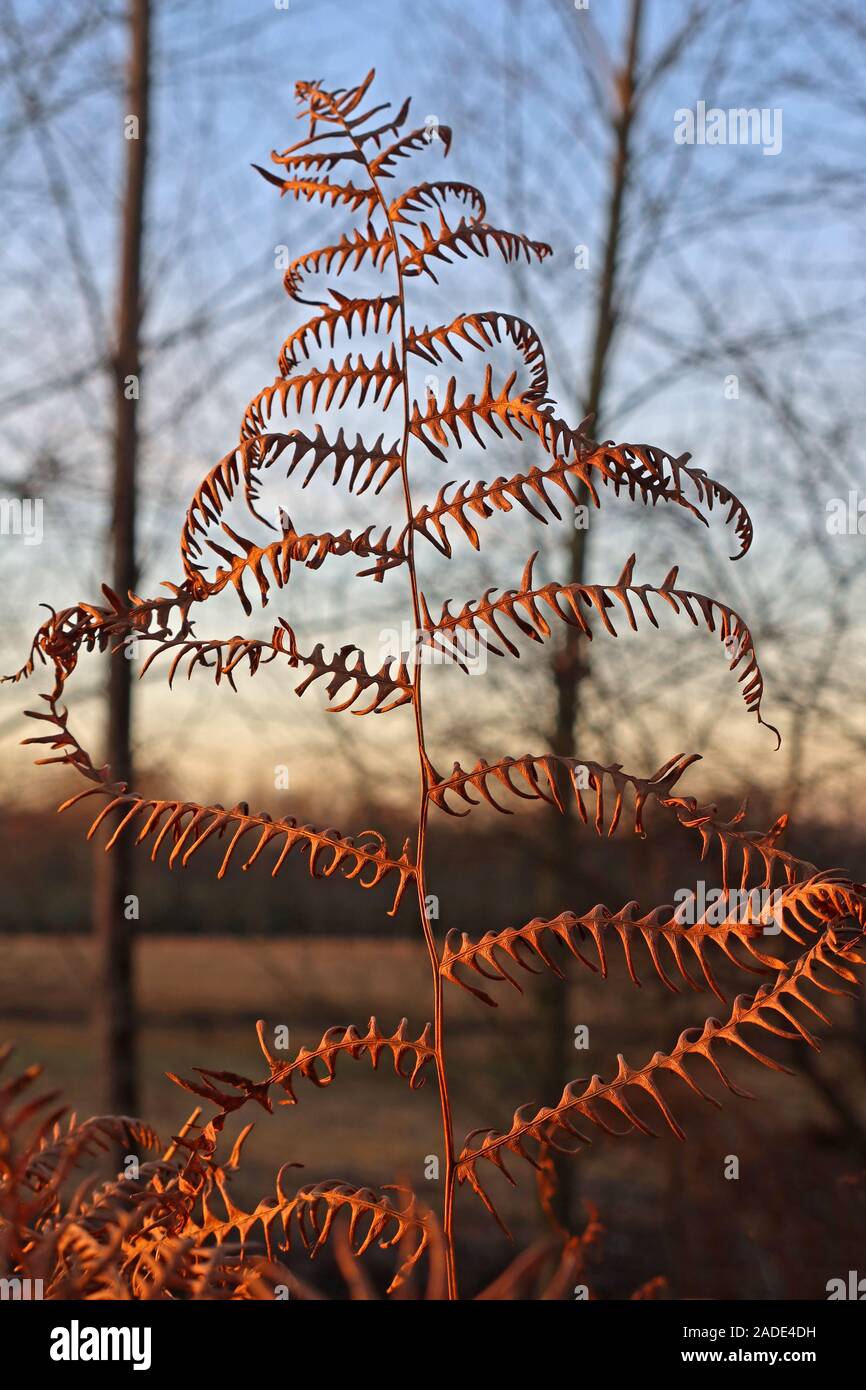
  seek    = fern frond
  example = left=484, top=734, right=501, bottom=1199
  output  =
left=169, top=1018, right=434, bottom=1114
left=411, top=377, right=752, bottom=558
left=241, top=347, right=403, bottom=437
left=26, top=1116, right=161, bottom=1193
left=282, top=226, right=397, bottom=305
left=264, top=146, right=367, bottom=176
left=69, top=788, right=415, bottom=914
left=400, top=217, right=552, bottom=282
left=140, top=622, right=413, bottom=715
left=183, top=1165, right=430, bottom=1295
left=285, top=1179, right=431, bottom=1294
left=456, top=919, right=865, bottom=1223
left=282, top=635, right=413, bottom=713
left=182, top=1166, right=299, bottom=1258
left=390, top=181, right=486, bottom=225
left=369, top=124, right=453, bottom=179
left=407, top=310, right=550, bottom=404
left=252, top=164, right=379, bottom=215
left=661, top=794, right=815, bottom=895
left=128, top=1236, right=249, bottom=1301
left=190, top=517, right=406, bottom=613
left=422, top=552, right=777, bottom=738
left=10, top=67, right=852, bottom=1303
left=441, top=899, right=789, bottom=1007
left=278, top=292, right=400, bottom=373
left=258, top=1017, right=434, bottom=1098
left=294, top=72, right=413, bottom=152
left=292, top=71, right=380, bottom=134
left=181, top=428, right=402, bottom=580
left=427, top=749, right=698, bottom=823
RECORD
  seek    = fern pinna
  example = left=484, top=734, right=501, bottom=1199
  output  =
left=7, top=71, right=866, bottom=1300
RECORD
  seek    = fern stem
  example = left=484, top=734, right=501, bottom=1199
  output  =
left=327, top=100, right=459, bottom=1299
left=388, top=198, right=461, bottom=1308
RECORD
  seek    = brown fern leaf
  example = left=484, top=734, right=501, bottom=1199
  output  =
left=11, top=580, right=198, bottom=690
left=26, top=1116, right=161, bottom=1193
left=400, top=216, right=552, bottom=282
left=410, top=375, right=753, bottom=558
left=10, top=68, right=852, bottom=1304
left=278, top=292, right=400, bottom=373
left=660, top=794, right=815, bottom=895
left=258, top=1017, right=434, bottom=1099
left=69, top=788, right=415, bottom=914
left=293, top=72, right=412, bottom=154
left=390, top=181, right=486, bottom=226
left=762, top=872, right=866, bottom=936
left=283, top=636, right=413, bottom=714
left=251, top=164, right=379, bottom=215
left=369, top=124, right=453, bottom=179
left=129, top=1236, right=251, bottom=1301
left=456, top=921, right=865, bottom=1224
left=265, top=146, right=366, bottom=176
left=407, top=368, right=592, bottom=458
left=422, top=552, right=777, bottom=739
left=441, top=899, right=788, bottom=1007
left=241, top=346, right=403, bottom=437
left=192, top=517, right=406, bottom=613
left=169, top=1017, right=433, bottom=1116
left=268, top=73, right=381, bottom=172
left=183, top=1166, right=300, bottom=1259
left=411, top=438, right=752, bottom=561
left=427, top=749, right=698, bottom=823
left=181, top=428, right=402, bottom=580
left=407, top=310, right=550, bottom=405
left=140, top=622, right=413, bottom=716
left=281, top=226, right=397, bottom=305
left=185, top=1166, right=430, bottom=1295
left=286, top=1179, right=431, bottom=1294
left=275, top=74, right=427, bottom=182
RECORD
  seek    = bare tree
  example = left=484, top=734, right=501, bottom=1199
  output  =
left=92, top=0, right=151, bottom=1115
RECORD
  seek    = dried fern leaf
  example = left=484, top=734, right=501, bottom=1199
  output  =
left=441, top=898, right=790, bottom=1007
left=25, top=1116, right=161, bottom=1193
left=390, top=180, right=486, bottom=226
left=407, top=310, right=550, bottom=404
left=278, top=291, right=400, bottom=373
left=411, top=372, right=752, bottom=557
left=140, top=623, right=413, bottom=715
left=456, top=918, right=865, bottom=1224
left=399, top=215, right=552, bottom=282
left=240, top=347, right=403, bottom=436
left=423, top=552, right=777, bottom=739
left=427, top=749, right=698, bottom=823
left=186, top=1169, right=430, bottom=1295
left=189, top=517, right=406, bottom=613
left=169, top=1017, right=434, bottom=1114
left=71, top=789, right=415, bottom=915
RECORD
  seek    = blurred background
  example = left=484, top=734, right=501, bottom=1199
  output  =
left=1, top=0, right=865, bottom=1297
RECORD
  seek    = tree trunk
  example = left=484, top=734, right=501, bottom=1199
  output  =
left=541, top=0, right=644, bottom=1226
left=93, top=0, right=150, bottom=1117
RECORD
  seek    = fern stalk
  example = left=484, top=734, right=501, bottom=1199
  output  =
left=308, top=81, right=461, bottom=1300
